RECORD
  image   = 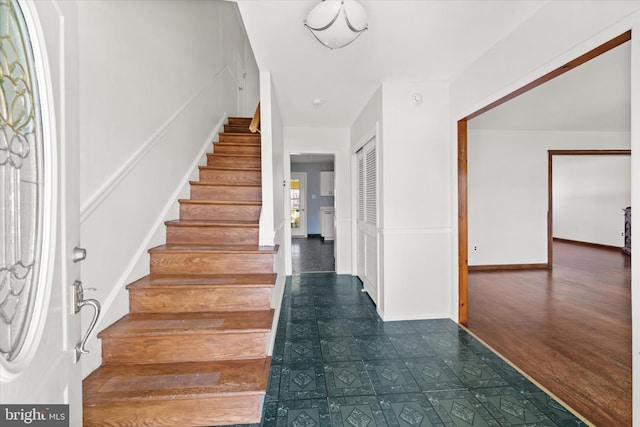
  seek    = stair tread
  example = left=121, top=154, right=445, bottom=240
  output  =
left=83, top=357, right=271, bottom=405
left=216, top=141, right=261, bottom=146
left=165, top=219, right=258, bottom=227
left=209, top=153, right=261, bottom=158
left=219, top=132, right=259, bottom=136
left=149, top=244, right=279, bottom=254
left=199, top=165, right=261, bottom=171
left=99, top=310, right=274, bottom=338
left=127, top=274, right=276, bottom=290
left=178, top=199, right=261, bottom=206
left=216, top=140, right=260, bottom=145
left=190, top=181, right=261, bottom=187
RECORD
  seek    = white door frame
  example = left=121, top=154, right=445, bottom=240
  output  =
left=290, top=172, right=307, bottom=237
left=285, top=153, right=337, bottom=275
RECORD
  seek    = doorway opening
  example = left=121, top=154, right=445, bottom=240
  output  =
left=457, top=30, right=631, bottom=323
left=290, top=153, right=336, bottom=273
left=457, top=32, right=632, bottom=426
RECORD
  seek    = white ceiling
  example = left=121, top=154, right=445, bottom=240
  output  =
left=237, top=0, right=549, bottom=128
left=469, top=41, right=631, bottom=131
left=238, top=1, right=630, bottom=132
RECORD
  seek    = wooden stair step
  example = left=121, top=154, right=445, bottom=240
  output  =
left=99, top=310, right=274, bottom=364
left=207, top=153, right=261, bottom=168
left=149, top=244, right=279, bottom=275
left=165, top=219, right=259, bottom=245
left=224, top=124, right=253, bottom=133
left=214, top=143, right=261, bottom=155
left=227, top=117, right=252, bottom=126
left=213, top=140, right=262, bottom=147
left=127, top=274, right=275, bottom=313
left=83, top=358, right=270, bottom=426
left=218, top=133, right=261, bottom=144
left=190, top=181, right=261, bottom=202
left=179, top=199, right=261, bottom=221
left=199, top=166, right=261, bottom=184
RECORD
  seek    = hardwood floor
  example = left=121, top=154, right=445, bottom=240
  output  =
left=467, top=240, right=631, bottom=427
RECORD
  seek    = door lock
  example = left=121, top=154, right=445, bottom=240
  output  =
left=72, top=247, right=87, bottom=263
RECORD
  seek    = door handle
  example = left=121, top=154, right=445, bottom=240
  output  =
left=72, top=280, right=101, bottom=362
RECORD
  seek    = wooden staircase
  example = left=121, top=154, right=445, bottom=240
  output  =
left=83, top=117, right=276, bottom=426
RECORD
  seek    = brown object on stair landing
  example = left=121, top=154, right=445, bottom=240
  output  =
left=83, top=117, right=277, bottom=426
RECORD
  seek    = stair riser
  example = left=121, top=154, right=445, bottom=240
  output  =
left=199, top=168, right=261, bottom=184
left=166, top=225, right=258, bottom=246
left=179, top=203, right=261, bottom=221
left=190, top=185, right=261, bottom=202
left=129, top=287, right=272, bottom=313
left=227, top=117, right=252, bottom=126
left=150, top=252, right=274, bottom=275
left=224, top=124, right=253, bottom=134
left=102, top=333, right=267, bottom=364
left=83, top=394, right=262, bottom=426
left=219, top=134, right=261, bottom=144
left=207, top=154, right=261, bottom=168
left=214, top=144, right=261, bottom=155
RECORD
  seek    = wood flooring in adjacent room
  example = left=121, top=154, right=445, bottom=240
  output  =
left=466, top=240, right=631, bottom=427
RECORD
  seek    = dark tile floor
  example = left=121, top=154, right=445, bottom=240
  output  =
left=291, top=237, right=335, bottom=273
left=224, top=273, right=587, bottom=427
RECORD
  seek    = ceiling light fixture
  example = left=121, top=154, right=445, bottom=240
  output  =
left=304, top=0, right=368, bottom=50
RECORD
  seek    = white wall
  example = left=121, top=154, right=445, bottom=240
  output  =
left=467, top=130, right=630, bottom=265
left=450, top=3, right=640, bottom=423
left=77, top=0, right=257, bottom=377
left=553, top=155, right=631, bottom=246
left=380, top=82, right=453, bottom=321
left=283, top=127, right=352, bottom=275
left=351, top=82, right=453, bottom=321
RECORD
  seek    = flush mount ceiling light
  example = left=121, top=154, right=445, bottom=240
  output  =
left=304, top=0, right=368, bottom=50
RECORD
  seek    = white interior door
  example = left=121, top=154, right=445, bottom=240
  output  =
left=291, top=172, right=307, bottom=237
left=356, top=138, right=378, bottom=303
left=1, top=1, right=83, bottom=424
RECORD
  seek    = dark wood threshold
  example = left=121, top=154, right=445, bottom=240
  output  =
left=468, top=263, right=549, bottom=272
left=553, top=237, right=622, bottom=252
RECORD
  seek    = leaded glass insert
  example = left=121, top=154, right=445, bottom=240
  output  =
left=0, top=0, right=45, bottom=362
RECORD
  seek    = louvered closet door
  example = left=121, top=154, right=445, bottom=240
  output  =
left=356, top=138, right=378, bottom=304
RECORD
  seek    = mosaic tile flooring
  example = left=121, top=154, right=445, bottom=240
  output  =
left=222, top=273, right=587, bottom=427
left=291, top=237, right=335, bottom=273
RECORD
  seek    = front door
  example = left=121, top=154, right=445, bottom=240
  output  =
left=1, top=1, right=83, bottom=423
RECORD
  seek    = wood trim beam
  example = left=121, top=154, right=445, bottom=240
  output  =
left=549, top=149, right=631, bottom=156
left=469, top=263, right=549, bottom=272
left=458, top=119, right=468, bottom=325
left=466, top=31, right=631, bottom=121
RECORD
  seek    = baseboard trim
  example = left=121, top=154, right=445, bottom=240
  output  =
left=553, top=237, right=622, bottom=252
left=468, top=263, right=549, bottom=272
